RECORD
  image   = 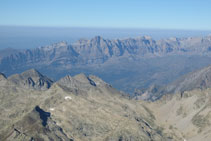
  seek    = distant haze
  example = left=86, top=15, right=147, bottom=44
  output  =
left=0, top=26, right=211, bottom=49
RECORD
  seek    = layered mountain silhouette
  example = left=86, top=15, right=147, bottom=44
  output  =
left=2, top=35, right=211, bottom=94
left=2, top=35, right=211, bottom=65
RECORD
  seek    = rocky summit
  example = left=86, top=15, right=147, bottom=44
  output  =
left=7, top=69, right=53, bottom=90
left=0, top=72, right=6, bottom=81
left=0, top=72, right=7, bottom=86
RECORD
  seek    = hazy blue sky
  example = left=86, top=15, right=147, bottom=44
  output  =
left=0, top=0, right=211, bottom=30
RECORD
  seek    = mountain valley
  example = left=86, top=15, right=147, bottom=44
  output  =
left=2, top=35, right=211, bottom=140
left=2, top=36, right=211, bottom=93
left=2, top=0, right=211, bottom=140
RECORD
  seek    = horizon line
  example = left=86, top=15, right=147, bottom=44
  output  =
left=1, top=24, right=211, bottom=32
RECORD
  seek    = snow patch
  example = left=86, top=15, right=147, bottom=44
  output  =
left=95, top=82, right=100, bottom=85
left=50, top=108, right=55, bottom=111
left=65, top=96, right=72, bottom=100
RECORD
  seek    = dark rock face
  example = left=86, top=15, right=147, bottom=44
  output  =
left=0, top=72, right=6, bottom=80
left=0, top=106, right=71, bottom=141
left=0, top=72, right=7, bottom=86
left=35, top=106, right=51, bottom=126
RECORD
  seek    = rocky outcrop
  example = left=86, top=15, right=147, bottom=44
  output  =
left=8, top=69, right=53, bottom=90
left=0, top=72, right=6, bottom=81
left=0, top=106, right=71, bottom=141
left=0, top=72, right=7, bottom=86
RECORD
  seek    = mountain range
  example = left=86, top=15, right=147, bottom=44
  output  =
left=2, top=35, right=211, bottom=66
left=2, top=35, right=211, bottom=94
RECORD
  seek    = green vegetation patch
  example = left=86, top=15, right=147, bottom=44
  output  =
left=192, top=114, right=210, bottom=132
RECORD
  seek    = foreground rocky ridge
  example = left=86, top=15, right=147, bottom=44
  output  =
left=2, top=68, right=211, bottom=140
left=0, top=69, right=172, bottom=141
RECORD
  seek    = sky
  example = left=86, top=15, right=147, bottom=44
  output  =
left=0, top=0, right=211, bottom=30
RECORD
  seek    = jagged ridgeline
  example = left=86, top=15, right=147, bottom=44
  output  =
left=2, top=36, right=211, bottom=93
left=0, top=69, right=171, bottom=141
left=1, top=67, right=211, bottom=140
left=135, top=65, right=211, bottom=101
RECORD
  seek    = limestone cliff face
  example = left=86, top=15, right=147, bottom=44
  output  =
left=2, top=36, right=211, bottom=94
left=2, top=36, right=211, bottom=68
